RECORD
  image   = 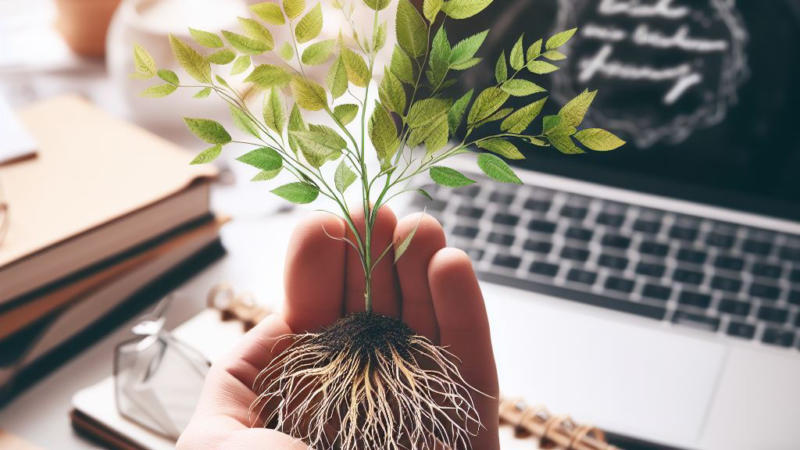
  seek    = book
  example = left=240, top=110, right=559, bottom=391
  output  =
left=0, top=95, right=217, bottom=305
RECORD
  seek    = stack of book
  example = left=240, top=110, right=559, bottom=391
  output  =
left=0, top=96, right=224, bottom=404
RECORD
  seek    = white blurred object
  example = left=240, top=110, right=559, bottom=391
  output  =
left=0, top=94, right=36, bottom=164
left=0, top=0, right=78, bottom=72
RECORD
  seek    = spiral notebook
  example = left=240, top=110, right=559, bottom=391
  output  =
left=70, top=286, right=621, bottom=450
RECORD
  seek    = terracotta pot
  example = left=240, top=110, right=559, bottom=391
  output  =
left=55, top=0, right=122, bottom=57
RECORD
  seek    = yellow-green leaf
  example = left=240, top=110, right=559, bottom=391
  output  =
left=183, top=117, right=232, bottom=144
left=546, top=28, right=577, bottom=50
left=448, top=88, right=473, bottom=134
left=169, top=34, right=211, bottom=83
left=526, top=38, right=542, bottom=60
left=501, top=79, right=545, bottom=97
left=222, top=30, right=269, bottom=55
left=341, top=46, right=370, bottom=87
left=245, top=64, right=292, bottom=88
left=334, top=160, right=357, bottom=193
left=396, top=0, right=427, bottom=57
left=287, top=104, right=306, bottom=154
left=283, top=0, right=306, bottom=20
left=295, top=3, right=322, bottom=43
left=290, top=76, right=327, bottom=111
left=272, top=182, right=319, bottom=204
left=509, top=35, right=525, bottom=70
left=373, top=21, right=387, bottom=52
left=157, top=69, right=179, bottom=85
left=190, top=144, right=223, bottom=164
left=333, top=103, right=359, bottom=125
left=559, top=89, right=596, bottom=127
left=450, top=30, right=488, bottom=66
left=429, top=166, right=475, bottom=187
left=189, top=28, right=224, bottom=48
left=543, top=50, right=566, bottom=60
left=369, top=101, right=399, bottom=163
left=301, top=39, right=335, bottom=65
left=500, top=97, right=546, bottom=133
left=423, top=0, right=443, bottom=21
left=207, top=48, right=236, bottom=64
left=327, top=55, right=348, bottom=99
left=238, top=17, right=275, bottom=49
left=574, top=128, right=625, bottom=151
left=467, top=87, right=509, bottom=126
left=131, top=44, right=156, bottom=79
left=528, top=60, right=559, bottom=74
left=251, top=2, right=285, bottom=25
left=194, top=87, right=212, bottom=98
left=139, top=83, right=177, bottom=98
left=477, top=138, right=524, bottom=159
left=252, top=167, right=282, bottom=181
left=231, top=55, right=251, bottom=75
left=278, top=42, right=294, bottom=60
left=477, top=153, right=522, bottom=183
left=237, top=147, right=282, bottom=170
left=549, top=133, right=584, bottom=154
left=441, top=0, right=492, bottom=19
left=379, top=70, right=406, bottom=114
left=390, top=45, right=415, bottom=84
left=229, top=105, right=260, bottom=138
left=292, top=125, right=345, bottom=167
left=364, top=0, right=391, bottom=10
left=263, top=88, right=286, bottom=133
left=408, top=98, right=451, bottom=129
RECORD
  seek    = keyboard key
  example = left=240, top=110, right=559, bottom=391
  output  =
left=452, top=225, right=479, bottom=239
left=598, top=254, right=628, bottom=270
left=567, top=268, right=598, bottom=285
left=790, top=269, right=800, bottom=283
left=419, top=198, right=447, bottom=211
left=524, top=199, right=551, bottom=212
left=464, top=248, right=485, bottom=261
left=676, top=248, right=707, bottom=264
left=636, top=262, right=666, bottom=277
left=742, top=239, right=772, bottom=256
left=749, top=283, right=781, bottom=300
left=561, top=246, right=590, bottom=262
left=601, top=234, right=631, bottom=249
left=528, top=220, right=557, bottom=234
left=605, top=276, right=635, bottom=293
left=633, top=220, right=661, bottom=234
left=706, top=232, right=735, bottom=249
left=714, top=255, right=744, bottom=271
left=719, top=299, right=751, bottom=316
left=679, top=291, right=712, bottom=309
left=727, top=322, right=755, bottom=339
left=530, top=261, right=559, bottom=277
left=456, top=205, right=483, bottom=219
left=790, top=291, right=800, bottom=306
left=523, top=239, right=552, bottom=254
left=493, top=254, right=521, bottom=269
left=762, top=328, right=795, bottom=348
left=492, top=213, right=519, bottom=227
left=488, top=232, right=515, bottom=246
left=640, top=241, right=669, bottom=256
left=642, top=284, right=671, bottom=301
left=758, top=306, right=789, bottom=324
left=671, top=311, right=720, bottom=332
left=489, top=191, right=515, bottom=204
left=753, top=263, right=782, bottom=279
left=560, top=205, right=588, bottom=220
left=673, top=268, right=704, bottom=285
left=779, top=246, right=800, bottom=262
left=669, top=226, right=698, bottom=242
left=597, top=212, right=625, bottom=227
left=566, top=227, right=593, bottom=242
left=711, top=276, right=742, bottom=292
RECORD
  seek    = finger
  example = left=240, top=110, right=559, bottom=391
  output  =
left=345, top=205, right=400, bottom=317
left=394, top=213, right=446, bottom=343
left=283, top=211, right=347, bottom=333
left=429, top=248, right=500, bottom=450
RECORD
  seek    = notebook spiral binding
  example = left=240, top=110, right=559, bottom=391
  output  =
left=207, top=283, right=619, bottom=450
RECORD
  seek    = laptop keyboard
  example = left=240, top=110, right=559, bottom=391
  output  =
left=412, top=182, right=800, bottom=352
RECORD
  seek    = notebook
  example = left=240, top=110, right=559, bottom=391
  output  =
left=0, top=94, right=36, bottom=165
left=0, top=95, right=217, bottom=305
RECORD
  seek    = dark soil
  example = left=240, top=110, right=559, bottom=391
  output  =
left=317, top=312, right=415, bottom=368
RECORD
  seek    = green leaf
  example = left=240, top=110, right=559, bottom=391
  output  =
left=287, top=104, right=306, bottom=154
left=292, top=125, right=345, bottom=167
left=169, top=34, right=211, bottom=83
left=448, top=88, right=473, bottom=134
left=222, top=30, right=269, bottom=55
left=189, top=28, right=224, bottom=48
left=441, top=0, right=492, bottom=19
left=364, top=0, right=391, bottom=10
left=263, top=88, right=286, bottom=134
left=495, top=50, right=507, bottom=83
left=390, top=45, right=415, bottom=84
left=467, top=87, right=509, bottom=126
left=379, top=70, right=406, bottom=114
left=183, top=118, right=232, bottom=144
left=369, top=101, right=400, bottom=164
left=229, top=105, right=260, bottom=138
left=477, top=153, right=522, bottom=184
left=194, top=87, right=212, bottom=98
left=450, top=30, right=488, bottom=67
left=231, top=55, right=251, bottom=75
left=396, top=0, right=427, bottom=57
left=450, top=57, right=481, bottom=70
left=139, top=83, right=178, bottom=98
left=428, top=26, right=451, bottom=87
left=251, top=2, right=286, bottom=25
left=245, top=64, right=292, bottom=89
left=157, top=69, right=179, bottom=85
left=394, top=214, right=422, bottom=263
left=559, top=89, right=597, bottom=127
left=373, top=21, right=388, bottom=52
left=528, top=60, right=559, bottom=74
left=423, top=0, right=443, bottom=21
left=327, top=55, right=348, bottom=99
left=333, top=103, right=359, bottom=125
left=474, top=107, right=512, bottom=126
left=290, top=76, right=327, bottom=111
left=252, top=167, right=282, bottom=181
left=546, top=27, right=577, bottom=50
left=301, top=39, right=335, bottom=65
left=429, top=166, right=475, bottom=187
left=542, top=114, right=562, bottom=134
left=526, top=38, right=542, bottom=60
left=334, top=160, right=357, bottom=193
left=509, top=35, right=525, bottom=70
left=238, top=17, right=275, bottom=49
left=207, top=48, right=236, bottom=64
left=278, top=42, right=294, bottom=60
left=573, top=128, right=625, bottom=151
left=190, top=144, right=223, bottom=164
left=416, top=189, right=433, bottom=200
left=408, top=113, right=445, bottom=148
left=341, top=45, right=370, bottom=87
left=271, top=182, right=319, bottom=204
left=131, top=44, right=156, bottom=79
left=549, top=133, right=583, bottom=154
left=408, top=98, right=451, bottom=129
left=423, top=115, right=449, bottom=156
left=543, top=50, right=566, bottom=60
left=215, top=75, right=231, bottom=88
left=477, top=138, right=524, bottom=159
left=295, top=3, right=322, bottom=43
left=500, top=97, right=547, bottom=133
left=237, top=147, right=283, bottom=170
left=501, top=79, right=545, bottom=97
left=283, top=0, right=306, bottom=20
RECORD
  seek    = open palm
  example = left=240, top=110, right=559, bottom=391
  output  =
left=178, top=206, right=500, bottom=449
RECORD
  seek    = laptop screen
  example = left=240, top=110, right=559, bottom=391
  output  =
left=453, top=0, right=800, bottom=221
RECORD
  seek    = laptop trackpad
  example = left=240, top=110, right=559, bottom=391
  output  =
left=485, top=286, right=726, bottom=448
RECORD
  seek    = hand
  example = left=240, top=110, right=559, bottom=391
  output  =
left=178, top=206, right=500, bottom=449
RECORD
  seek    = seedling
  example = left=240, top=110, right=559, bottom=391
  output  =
left=132, top=0, right=623, bottom=447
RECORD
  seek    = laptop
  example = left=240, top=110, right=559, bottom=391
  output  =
left=402, top=1, right=800, bottom=449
